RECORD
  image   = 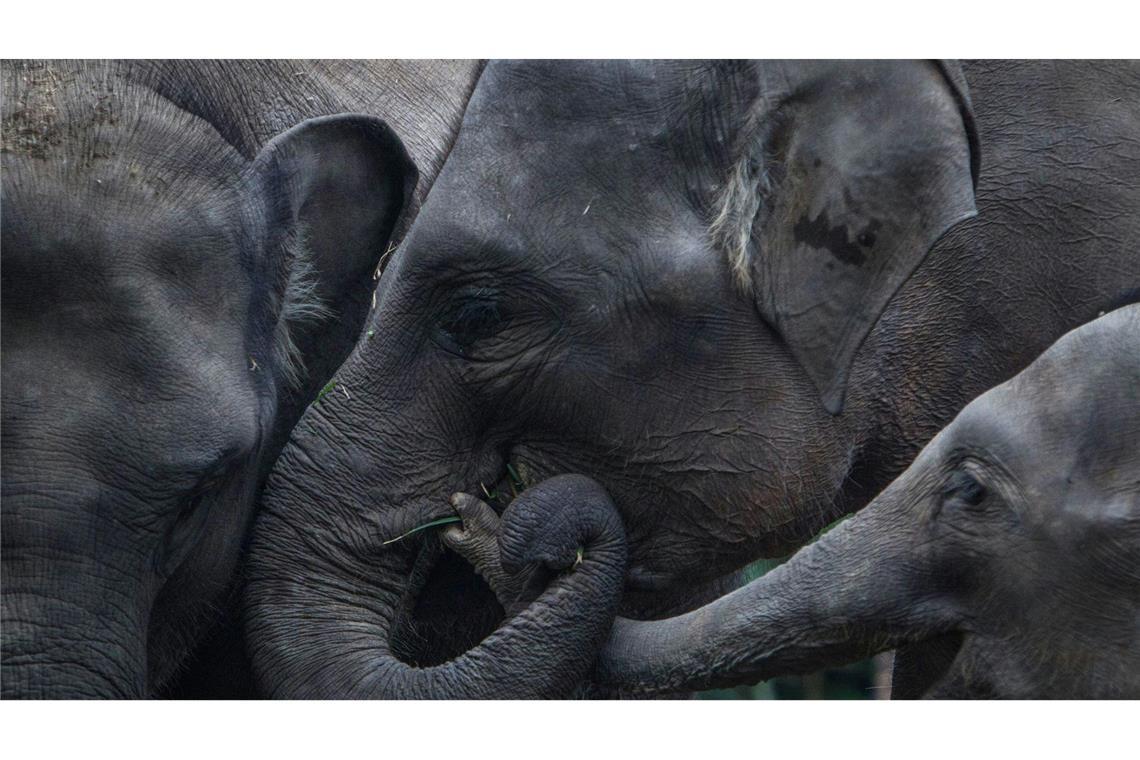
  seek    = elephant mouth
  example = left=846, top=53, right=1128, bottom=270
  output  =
left=391, top=532, right=504, bottom=666
left=890, top=631, right=968, bottom=698
left=478, top=467, right=526, bottom=516
left=623, top=566, right=680, bottom=592
left=385, top=456, right=534, bottom=663
left=926, top=630, right=968, bottom=689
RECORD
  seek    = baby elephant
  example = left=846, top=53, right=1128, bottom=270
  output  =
left=590, top=303, right=1139, bottom=698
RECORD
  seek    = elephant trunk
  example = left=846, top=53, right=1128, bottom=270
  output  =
left=1, top=556, right=147, bottom=698
left=595, top=480, right=960, bottom=695
left=1, top=476, right=155, bottom=699
left=245, top=402, right=628, bottom=698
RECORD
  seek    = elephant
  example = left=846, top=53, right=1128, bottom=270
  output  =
left=244, top=60, right=1140, bottom=698
left=0, top=59, right=481, bottom=698
left=592, top=304, right=1140, bottom=698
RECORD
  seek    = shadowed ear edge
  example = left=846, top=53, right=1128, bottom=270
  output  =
left=246, top=113, right=418, bottom=402
left=933, top=60, right=982, bottom=190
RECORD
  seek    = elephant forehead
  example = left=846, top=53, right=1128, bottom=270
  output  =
left=406, top=173, right=722, bottom=313
left=419, top=83, right=723, bottom=282
left=2, top=196, right=260, bottom=490
left=2, top=62, right=246, bottom=186
left=2, top=70, right=252, bottom=314
left=947, top=307, right=1140, bottom=525
left=450, top=62, right=749, bottom=199
left=441, top=116, right=683, bottom=219
left=470, top=60, right=696, bottom=130
left=5, top=172, right=243, bottom=280
left=2, top=192, right=254, bottom=409
left=1003, top=309, right=1139, bottom=456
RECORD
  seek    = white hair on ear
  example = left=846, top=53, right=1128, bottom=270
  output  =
left=708, top=149, right=769, bottom=293
left=272, top=225, right=331, bottom=390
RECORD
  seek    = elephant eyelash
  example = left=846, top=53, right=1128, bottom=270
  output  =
left=942, top=469, right=989, bottom=508
left=183, top=445, right=244, bottom=498
left=429, top=275, right=564, bottom=362
left=448, top=296, right=503, bottom=332
left=435, top=292, right=506, bottom=352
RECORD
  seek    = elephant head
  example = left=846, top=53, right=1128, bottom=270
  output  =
left=1, top=62, right=415, bottom=697
left=597, top=305, right=1140, bottom=698
left=245, top=60, right=978, bottom=697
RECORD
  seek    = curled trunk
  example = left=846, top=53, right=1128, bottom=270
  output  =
left=246, top=467, right=627, bottom=699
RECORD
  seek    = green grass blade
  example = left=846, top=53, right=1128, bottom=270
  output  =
left=314, top=380, right=337, bottom=404
left=381, top=516, right=462, bottom=545
left=505, top=463, right=524, bottom=497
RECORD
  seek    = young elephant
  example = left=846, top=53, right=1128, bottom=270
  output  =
left=1, top=60, right=480, bottom=698
left=589, top=305, right=1140, bottom=698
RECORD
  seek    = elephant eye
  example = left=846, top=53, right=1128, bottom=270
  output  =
left=435, top=289, right=506, bottom=355
left=942, top=469, right=988, bottom=508
left=156, top=459, right=234, bottom=576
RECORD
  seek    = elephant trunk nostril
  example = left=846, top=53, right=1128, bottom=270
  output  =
left=497, top=474, right=626, bottom=571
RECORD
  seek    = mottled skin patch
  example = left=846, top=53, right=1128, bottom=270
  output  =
left=792, top=209, right=880, bottom=266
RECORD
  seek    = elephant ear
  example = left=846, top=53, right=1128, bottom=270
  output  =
left=744, top=61, right=978, bottom=414
left=246, top=113, right=417, bottom=403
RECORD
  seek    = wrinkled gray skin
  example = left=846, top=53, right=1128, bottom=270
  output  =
left=246, top=60, right=1140, bottom=698
left=596, top=305, right=1140, bottom=698
left=1, top=59, right=481, bottom=698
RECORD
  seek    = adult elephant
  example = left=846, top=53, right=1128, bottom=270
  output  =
left=0, top=59, right=481, bottom=698
left=244, top=60, right=1140, bottom=698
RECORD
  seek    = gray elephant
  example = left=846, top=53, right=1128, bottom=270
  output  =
left=244, top=60, right=1140, bottom=698
left=594, top=304, right=1140, bottom=698
left=0, top=59, right=481, bottom=698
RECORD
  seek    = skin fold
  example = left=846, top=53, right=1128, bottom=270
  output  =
left=243, top=59, right=1140, bottom=698
left=0, top=60, right=481, bottom=698
left=586, top=305, right=1140, bottom=698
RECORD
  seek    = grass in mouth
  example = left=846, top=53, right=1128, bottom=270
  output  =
left=381, top=516, right=463, bottom=545
left=382, top=463, right=531, bottom=546
left=505, top=463, right=525, bottom=497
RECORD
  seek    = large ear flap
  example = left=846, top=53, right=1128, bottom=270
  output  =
left=743, top=61, right=978, bottom=414
left=247, top=113, right=417, bottom=411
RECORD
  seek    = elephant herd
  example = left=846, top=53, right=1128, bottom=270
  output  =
left=2, top=59, right=1138, bottom=700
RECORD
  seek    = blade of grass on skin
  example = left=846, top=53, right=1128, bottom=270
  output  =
left=381, top=516, right=463, bottom=545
